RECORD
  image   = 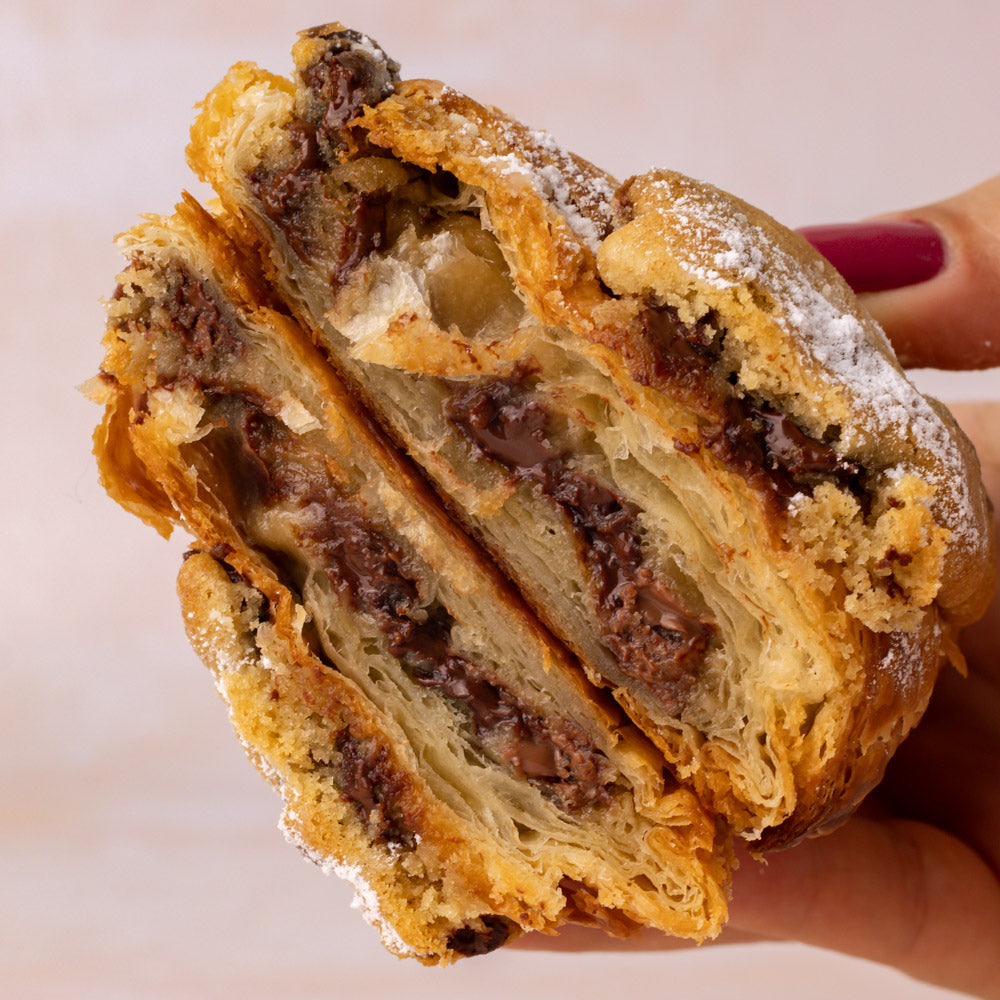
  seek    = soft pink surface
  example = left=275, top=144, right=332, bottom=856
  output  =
left=3, top=3, right=996, bottom=997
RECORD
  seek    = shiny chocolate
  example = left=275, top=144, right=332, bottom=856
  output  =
left=445, top=374, right=714, bottom=713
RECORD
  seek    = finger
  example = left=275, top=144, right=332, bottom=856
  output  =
left=727, top=818, right=1000, bottom=999
left=509, top=923, right=764, bottom=952
left=512, top=818, right=1000, bottom=998
left=799, top=175, right=1000, bottom=369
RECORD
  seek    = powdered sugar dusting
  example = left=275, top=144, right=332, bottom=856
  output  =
left=431, top=93, right=615, bottom=255
left=280, top=811, right=418, bottom=957
left=183, top=607, right=257, bottom=673
left=523, top=127, right=617, bottom=254
left=198, top=605, right=418, bottom=957
left=881, top=618, right=938, bottom=700
left=647, top=178, right=982, bottom=557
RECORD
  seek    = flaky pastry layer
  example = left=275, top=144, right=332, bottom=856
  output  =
left=92, top=196, right=729, bottom=962
left=184, top=25, right=995, bottom=844
left=94, top=21, right=996, bottom=962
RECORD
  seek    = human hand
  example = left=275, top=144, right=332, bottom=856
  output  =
left=800, top=174, right=1000, bottom=370
left=518, top=177, right=1000, bottom=999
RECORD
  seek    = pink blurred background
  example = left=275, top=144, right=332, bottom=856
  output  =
left=3, top=2, right=997, bottom=997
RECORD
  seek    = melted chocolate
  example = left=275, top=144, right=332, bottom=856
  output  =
left=645, top=305, right=725, bottom=369
left=751, top=404, right=861, bottom=484
left=297, top=27, right=399, bottom=151
left=300, top=48, right=394, bottom=149
left=447, top=915, right=513, bottom=956
left=161, top=271, right=244, bottom=360
left=334, top=192, right=389, bottom=284
left=443, top=337, right=865, bottom=705
left=248, top=30, right=398, bottom=275
left=402, top=623, right=610, bottom=804
left=449, top=379, right=554, bottom=469
left=640, top=305, right=863, bottom=500
left=202, top=393, right=611, bottom=813
left=609, top=306, right=732, bottom=419
left=248, top=120, right=323, bottom=260
left=445, top=376, right=713, bottom=713
left=701, top=398, right=861, bottom=500
left=334, top=729, right=414, bottom=848
left=298, top=493, right=612, bottom=811
left=249, top=139, right=390, bottom=278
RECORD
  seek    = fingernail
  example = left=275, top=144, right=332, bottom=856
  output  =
left=796, top=220, right=946, bottom=293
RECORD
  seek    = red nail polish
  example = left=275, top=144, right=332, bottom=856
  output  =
left=796, top=221, right=946, bottom=293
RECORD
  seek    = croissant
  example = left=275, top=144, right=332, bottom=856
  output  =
left=93, top=23, right=995, bottom=961
left=92, top=195, right=729, bottom=960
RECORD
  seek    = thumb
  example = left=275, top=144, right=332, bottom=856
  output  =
left=728, top=817, right=1000, bottom=998
left=798, top=174, right=1000, bottom=370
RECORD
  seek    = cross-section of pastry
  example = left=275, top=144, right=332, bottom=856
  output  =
left=90, top=195, right=730, bottom=962
left=186, top=24, right=996, bottom=847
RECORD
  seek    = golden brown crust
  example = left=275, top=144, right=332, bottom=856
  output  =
left=95, top=21, right=996, bottom=958
left=596, top=170, right=996, bottom=630
left=94, top=195, right=730, bottom=961
left=175, top=552, right=491, bottom=961
left=352, top=79, right=616, bottom=328
left=176, top=26, right=997, bottom=850
left=350, top=77, right=996, bottom=845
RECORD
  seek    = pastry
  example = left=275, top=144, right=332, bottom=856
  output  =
left=93, top=22, right=996, bottom=961
left=184, top=24, right=995, bottom=844
left=91, top=195, right=729, bottom=962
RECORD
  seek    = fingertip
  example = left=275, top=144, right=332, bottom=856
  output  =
left=796, top=221, right=945, bottom=295
left=799, top=177, right=1000, bottom=371
left=727, top=817, right=1000, bottom=996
